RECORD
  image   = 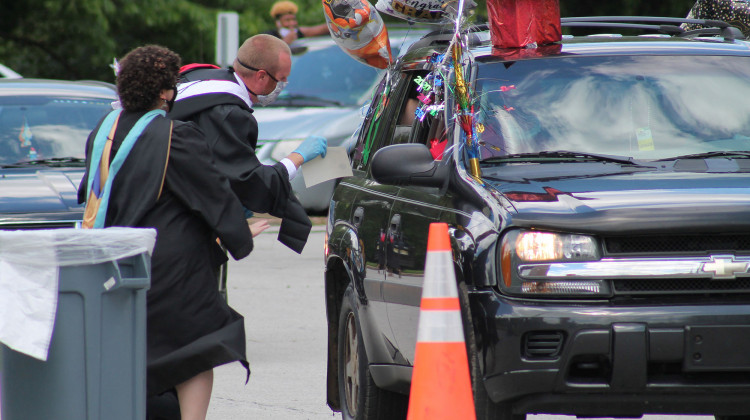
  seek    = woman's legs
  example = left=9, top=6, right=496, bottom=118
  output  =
left=175, top=369, right=213, bottom=420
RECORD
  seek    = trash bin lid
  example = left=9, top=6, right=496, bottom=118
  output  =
left=0, top=227, right=156, bottom=267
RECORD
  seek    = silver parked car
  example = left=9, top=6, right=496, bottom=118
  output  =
left=0, top=78, right=116, bottom=228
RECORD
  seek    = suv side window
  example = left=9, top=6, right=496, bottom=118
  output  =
left=392, top=71, right=432, bottom=146
left=351, top=76, right=388, bottom=171
left=412, top=111, right=447, bottom=160
left=395, top=71, right=448, bottom=160
left=351, top=73, right=410, bottom=171
left=352, top=71, right=430, bottom=171
left=372, top=73, right=413, bottom=153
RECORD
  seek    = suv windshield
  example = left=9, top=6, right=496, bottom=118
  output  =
left=0, top=96, right=112, bottom=165
left=475, top=55, right=750, bottom=162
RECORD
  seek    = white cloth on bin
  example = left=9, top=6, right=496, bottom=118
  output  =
left=0, top=227, right=156, bottom=361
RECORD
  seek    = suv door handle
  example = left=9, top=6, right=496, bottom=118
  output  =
left=353, top=206, right=364, bottom=227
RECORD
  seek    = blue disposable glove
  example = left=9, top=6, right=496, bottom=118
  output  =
left=293, top=135, right=327, bottom=163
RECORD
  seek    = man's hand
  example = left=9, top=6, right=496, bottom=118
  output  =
left=292, top=135, right=327, bottom=164
left=249, top=219, right=271, bottom=237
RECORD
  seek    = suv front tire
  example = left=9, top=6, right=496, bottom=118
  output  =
left=338, top=285, right=409, bottom=420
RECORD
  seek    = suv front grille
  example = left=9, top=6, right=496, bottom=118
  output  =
left=605, top=234, right=750, bottom=255
left=602, top=234, right=750, bottom=295
left=614, top=277, right=750, bottom=295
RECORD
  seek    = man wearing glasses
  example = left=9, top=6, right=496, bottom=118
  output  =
left=169, top=34, right=326, bottom=255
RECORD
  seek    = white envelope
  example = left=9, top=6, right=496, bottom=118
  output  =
left=301, top=146, right=354, bottom=188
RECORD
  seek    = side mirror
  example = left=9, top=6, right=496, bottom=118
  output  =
left=371, top=143, right=448, bottom=188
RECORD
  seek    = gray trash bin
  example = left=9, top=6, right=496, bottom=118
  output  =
left=0, top=228, right=155, bottom=420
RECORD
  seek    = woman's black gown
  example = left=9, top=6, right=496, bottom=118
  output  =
left=79, top=111, right=253, bottom=396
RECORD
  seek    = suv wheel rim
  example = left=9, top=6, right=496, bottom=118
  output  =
left=343, top=311, right=359, bottom=415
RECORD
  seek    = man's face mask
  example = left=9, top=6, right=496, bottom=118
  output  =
left=255, top=80, right=288, bottom=106
left=236, top=58, right=288, bottom=107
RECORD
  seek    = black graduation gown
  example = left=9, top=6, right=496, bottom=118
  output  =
left=78, top=111, right=253, bottom=396
left=168, top=67, right=312, bottom=253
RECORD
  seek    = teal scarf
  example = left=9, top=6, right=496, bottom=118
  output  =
left=85, top=109, right=166, bottom=228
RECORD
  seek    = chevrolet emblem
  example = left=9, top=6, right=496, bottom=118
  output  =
left=700, top=256, right=749, bottom=279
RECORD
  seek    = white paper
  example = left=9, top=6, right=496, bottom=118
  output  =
left=0, top=259, right=58, bottom=361
left=301, top=147, right=353, bottom=188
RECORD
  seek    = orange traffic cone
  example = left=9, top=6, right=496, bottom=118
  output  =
left=407, top=222, right=476, bottom=420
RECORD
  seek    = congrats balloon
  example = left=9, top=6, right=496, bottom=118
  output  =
left=374, top=0, right=476, bottom=24
left=323, top=0, right=392, bottom=69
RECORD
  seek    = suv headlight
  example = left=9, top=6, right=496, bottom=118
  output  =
left=499, top=229, right=611, bottom=297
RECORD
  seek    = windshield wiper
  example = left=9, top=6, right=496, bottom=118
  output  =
left=481, top=150, right=641, bottom=165
left=272, top=94, right=345, bottom=107
left=657, top=151, right=750, bottom=161
left=2, top=157, right=86, bottom=168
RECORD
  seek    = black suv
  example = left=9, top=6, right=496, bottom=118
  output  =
left=324, top=17, right=750, bottom=420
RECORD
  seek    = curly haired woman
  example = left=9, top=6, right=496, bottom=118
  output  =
left=78, top=45, right=269, bottom=420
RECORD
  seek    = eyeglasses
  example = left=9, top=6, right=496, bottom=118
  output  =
left=236, top=58, right=279, bottom=83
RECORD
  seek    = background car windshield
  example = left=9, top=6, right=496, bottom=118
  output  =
left=0, top=96, right=111, bottom=165
left=475, top=55, right=750, bottom=161
left=278, top=43, right=382, bottom=107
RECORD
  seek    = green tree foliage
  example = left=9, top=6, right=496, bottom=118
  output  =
left=0, top=0, right=705, bottom=82
left=0, top=0, right=330, bottom=81
left=0, top=0, right=116, bottom=80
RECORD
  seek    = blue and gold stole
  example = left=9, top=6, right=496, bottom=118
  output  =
left=82, top=109, right=166, bottom=229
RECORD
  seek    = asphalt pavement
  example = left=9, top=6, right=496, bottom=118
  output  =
left=207, top=221, right=334, bottom=420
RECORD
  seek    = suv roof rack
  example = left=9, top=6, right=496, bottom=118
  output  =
left=404, top=16, right=745, bottom=53
left=562, top=16, right=746, bottom=41
left=408, top=24, right=490, bottom=51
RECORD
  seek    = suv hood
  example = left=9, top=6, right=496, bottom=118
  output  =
left=490, top=169, right=750, bottom=234
left=0, top=169, right=83, bottom=217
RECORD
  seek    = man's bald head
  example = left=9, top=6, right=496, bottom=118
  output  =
left=234, top=34, right=292, bottom=80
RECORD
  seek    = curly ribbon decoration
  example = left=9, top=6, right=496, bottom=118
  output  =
left=452, top=41, right=468, bottom=109
left=451, top=38, right=481, bottom=178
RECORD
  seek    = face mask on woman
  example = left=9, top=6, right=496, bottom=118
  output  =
left=164, top=86, right=177, bottom=112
